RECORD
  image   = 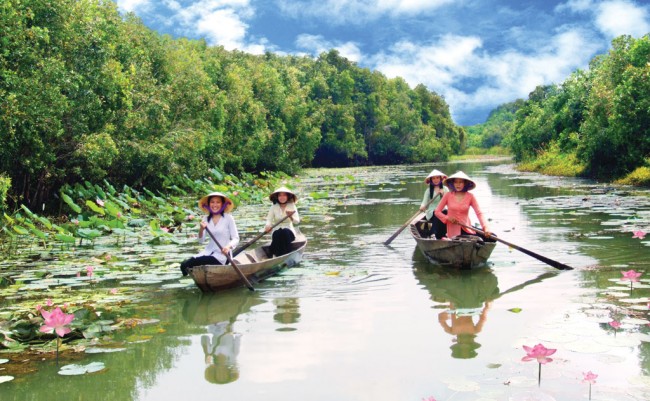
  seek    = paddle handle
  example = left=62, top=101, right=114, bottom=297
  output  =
left=232, top=214, right=292, bottom=257
left=456, top=222, right=573, bottom=271
left=204, top=228, right=255, bottom=291
left=384, top=192, right=441, bottom=246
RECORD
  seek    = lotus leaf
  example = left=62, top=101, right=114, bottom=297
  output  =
left=58, top=361, right=106, bottom=376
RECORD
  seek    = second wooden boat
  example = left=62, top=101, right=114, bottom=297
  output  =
left=410, top=220, right=496, bottom=269
left=188, top=230, right=307, bottom=292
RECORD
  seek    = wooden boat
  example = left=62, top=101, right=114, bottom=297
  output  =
left=410, top=220, right=496, bottom=269
left=188, top=230, right=307, bottom=292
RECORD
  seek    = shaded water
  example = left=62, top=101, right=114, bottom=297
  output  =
left=2, top=160, right=650, bottom=401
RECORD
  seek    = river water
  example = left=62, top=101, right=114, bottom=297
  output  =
left=2, top=159, right=650, bottom=401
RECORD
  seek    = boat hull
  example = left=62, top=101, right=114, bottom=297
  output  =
left=410, top=222, right=496, bottom=269
left=188, top=234, right=307, bottom=292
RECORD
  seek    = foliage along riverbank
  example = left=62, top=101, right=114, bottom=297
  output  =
left=0, top=167, right=312, bottom=376
left=466, top=34, right=650, bottom=187
left=0, top=0, right=464, bottom=214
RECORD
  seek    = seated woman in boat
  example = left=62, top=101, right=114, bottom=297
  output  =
left=265, top=187, right=300, bottom=257
left=418, top=169, right=449, bottom=239
left=434, top=171, right=491, bottom=239
left=179, top=192, right=240, bottom=276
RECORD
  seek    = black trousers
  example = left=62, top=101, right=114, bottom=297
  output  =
left=269, top=228, right=295, bottom=257
left=180, top=255, right=223, bottom=275
left=423, top=210, right=447, bottom=239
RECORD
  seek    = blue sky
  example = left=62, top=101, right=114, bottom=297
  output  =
left=114, top=0, right=650, bottom=125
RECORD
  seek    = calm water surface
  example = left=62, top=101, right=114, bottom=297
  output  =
left=3, top=160, right=650, bottom=401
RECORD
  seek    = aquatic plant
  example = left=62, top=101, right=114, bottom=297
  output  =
left=621, top=269, right=642, bottom=292
left=632, top=230, right=646, bottom=239
left=582, top=371, right=597, bottom=400
left=39, top=307, right=75, bottom=364
left=608, top=320, right=621, bottom=336
left=522, top=343, right=556, bottom=387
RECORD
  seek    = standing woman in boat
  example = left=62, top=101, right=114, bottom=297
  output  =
left=265, top=187, right=300, bottom=257
left=419, top=169, right=449, bottom=239
left=179, top=192, right=240, bottom=276
left=434, top=171, right=491, bottom=239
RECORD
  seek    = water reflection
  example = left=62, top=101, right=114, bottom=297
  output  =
left=414, top=260, right=499, bottom=359
left=273, top=298, right=301, bottom=327
left=413, top=249, right=559, bottom=360
left=182, top=293, right=264, bottom=385
left=201, top=322, right=240, bottom=384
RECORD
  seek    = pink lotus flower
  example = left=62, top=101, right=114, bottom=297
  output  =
left=72, top=219, right=79, bottom=225
left=583, top=371, right=598, bottom=400
left=36, top=304, right=42, bottom=312
left=45, top=299, right=53, bottom=307
left=187, top=214, right=195, bottom=221
left=109, top=288, right=118, bottom=294
left=621, top=269, right=642, bottom=282
left=609, top=320, right=621, bottom=329
left=632, top=230, right=646, bottom=239
left=116, top=212, right=122, bottom=218
left=422, top=397, right=437, bottom=401
left=86, top=266, right=94, bottom=277
left=582, top=371, right=598, bottom=384
left=161, top=227, right=170, bottom=233
left=232, top=191, right=239, bottom=196
left=39, top=307, right=74, bottom=337
left=96, top=199, right=105, bottom=207
left=523, top=343, right=557, bottom=387
left=522, top=343, right=556, bottom=364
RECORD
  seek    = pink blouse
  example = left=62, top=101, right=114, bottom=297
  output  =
left=434, top=192, right=489, bottom=238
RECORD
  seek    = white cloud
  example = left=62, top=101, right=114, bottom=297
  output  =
left=556, top=0, right=594, bottom=12
left=370, top=29, right=602, bottom=122
left=161, top=0, right=269, bottom=53
left=115, top=0, right=151, bottom=13
left=557, top=0, right=650, bottom=39
left=196, top=9, right=249, bottom=50
left=295, top=34, right=363, bottom=62
left=594, top=0, right=650, bottom=38
left=277, top=0, right=453, bottom=24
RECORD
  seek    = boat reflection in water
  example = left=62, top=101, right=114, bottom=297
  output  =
left=413, top=250, right=558, bottom=359
left=413, top=249, right=499, bottom=359
left=182, top=292, right=265, bottom=384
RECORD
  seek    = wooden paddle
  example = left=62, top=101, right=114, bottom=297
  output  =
left=456, top=222, right=574, bottom=271
left=232, top=214, right=292, bottom=257
left=204, top=228, right=255, bottom=291
left=384, top=192, right=441, bottom=246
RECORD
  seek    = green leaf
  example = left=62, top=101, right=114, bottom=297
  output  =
left=58, top=362, right=106, bottom=376
left=3, top=213, right=14, bottom=225
left=508, top=308, right=522, bottom=313
left=55, top=234, right=76, bottom=243
left=29, top=227, right=48, bottom=240
left=61, top=193, right=82, bottom=213
left=85, top=200, right=105, bottom=215
left=77, top=228, right=102, bottom=240
left=12, top=226, right=29, bottom=235
left=37, top=216, right=53, bottom=229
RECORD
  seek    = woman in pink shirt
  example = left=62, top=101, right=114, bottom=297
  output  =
left=434, top=171, right=491, bottom=239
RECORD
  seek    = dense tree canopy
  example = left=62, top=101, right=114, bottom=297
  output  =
left=506, top=35, right=650, bottom=181
left=0, top=0, right=463, bottom=211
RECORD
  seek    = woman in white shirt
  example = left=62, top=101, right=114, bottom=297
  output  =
left=265, top=187, right=300, bottom=257
left=180, top=192, right=240, bottom=276
left=419, top=169, right=449, bottom=239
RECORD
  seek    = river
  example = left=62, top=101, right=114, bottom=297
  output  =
left=2, top=159, right=650, bottom=401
